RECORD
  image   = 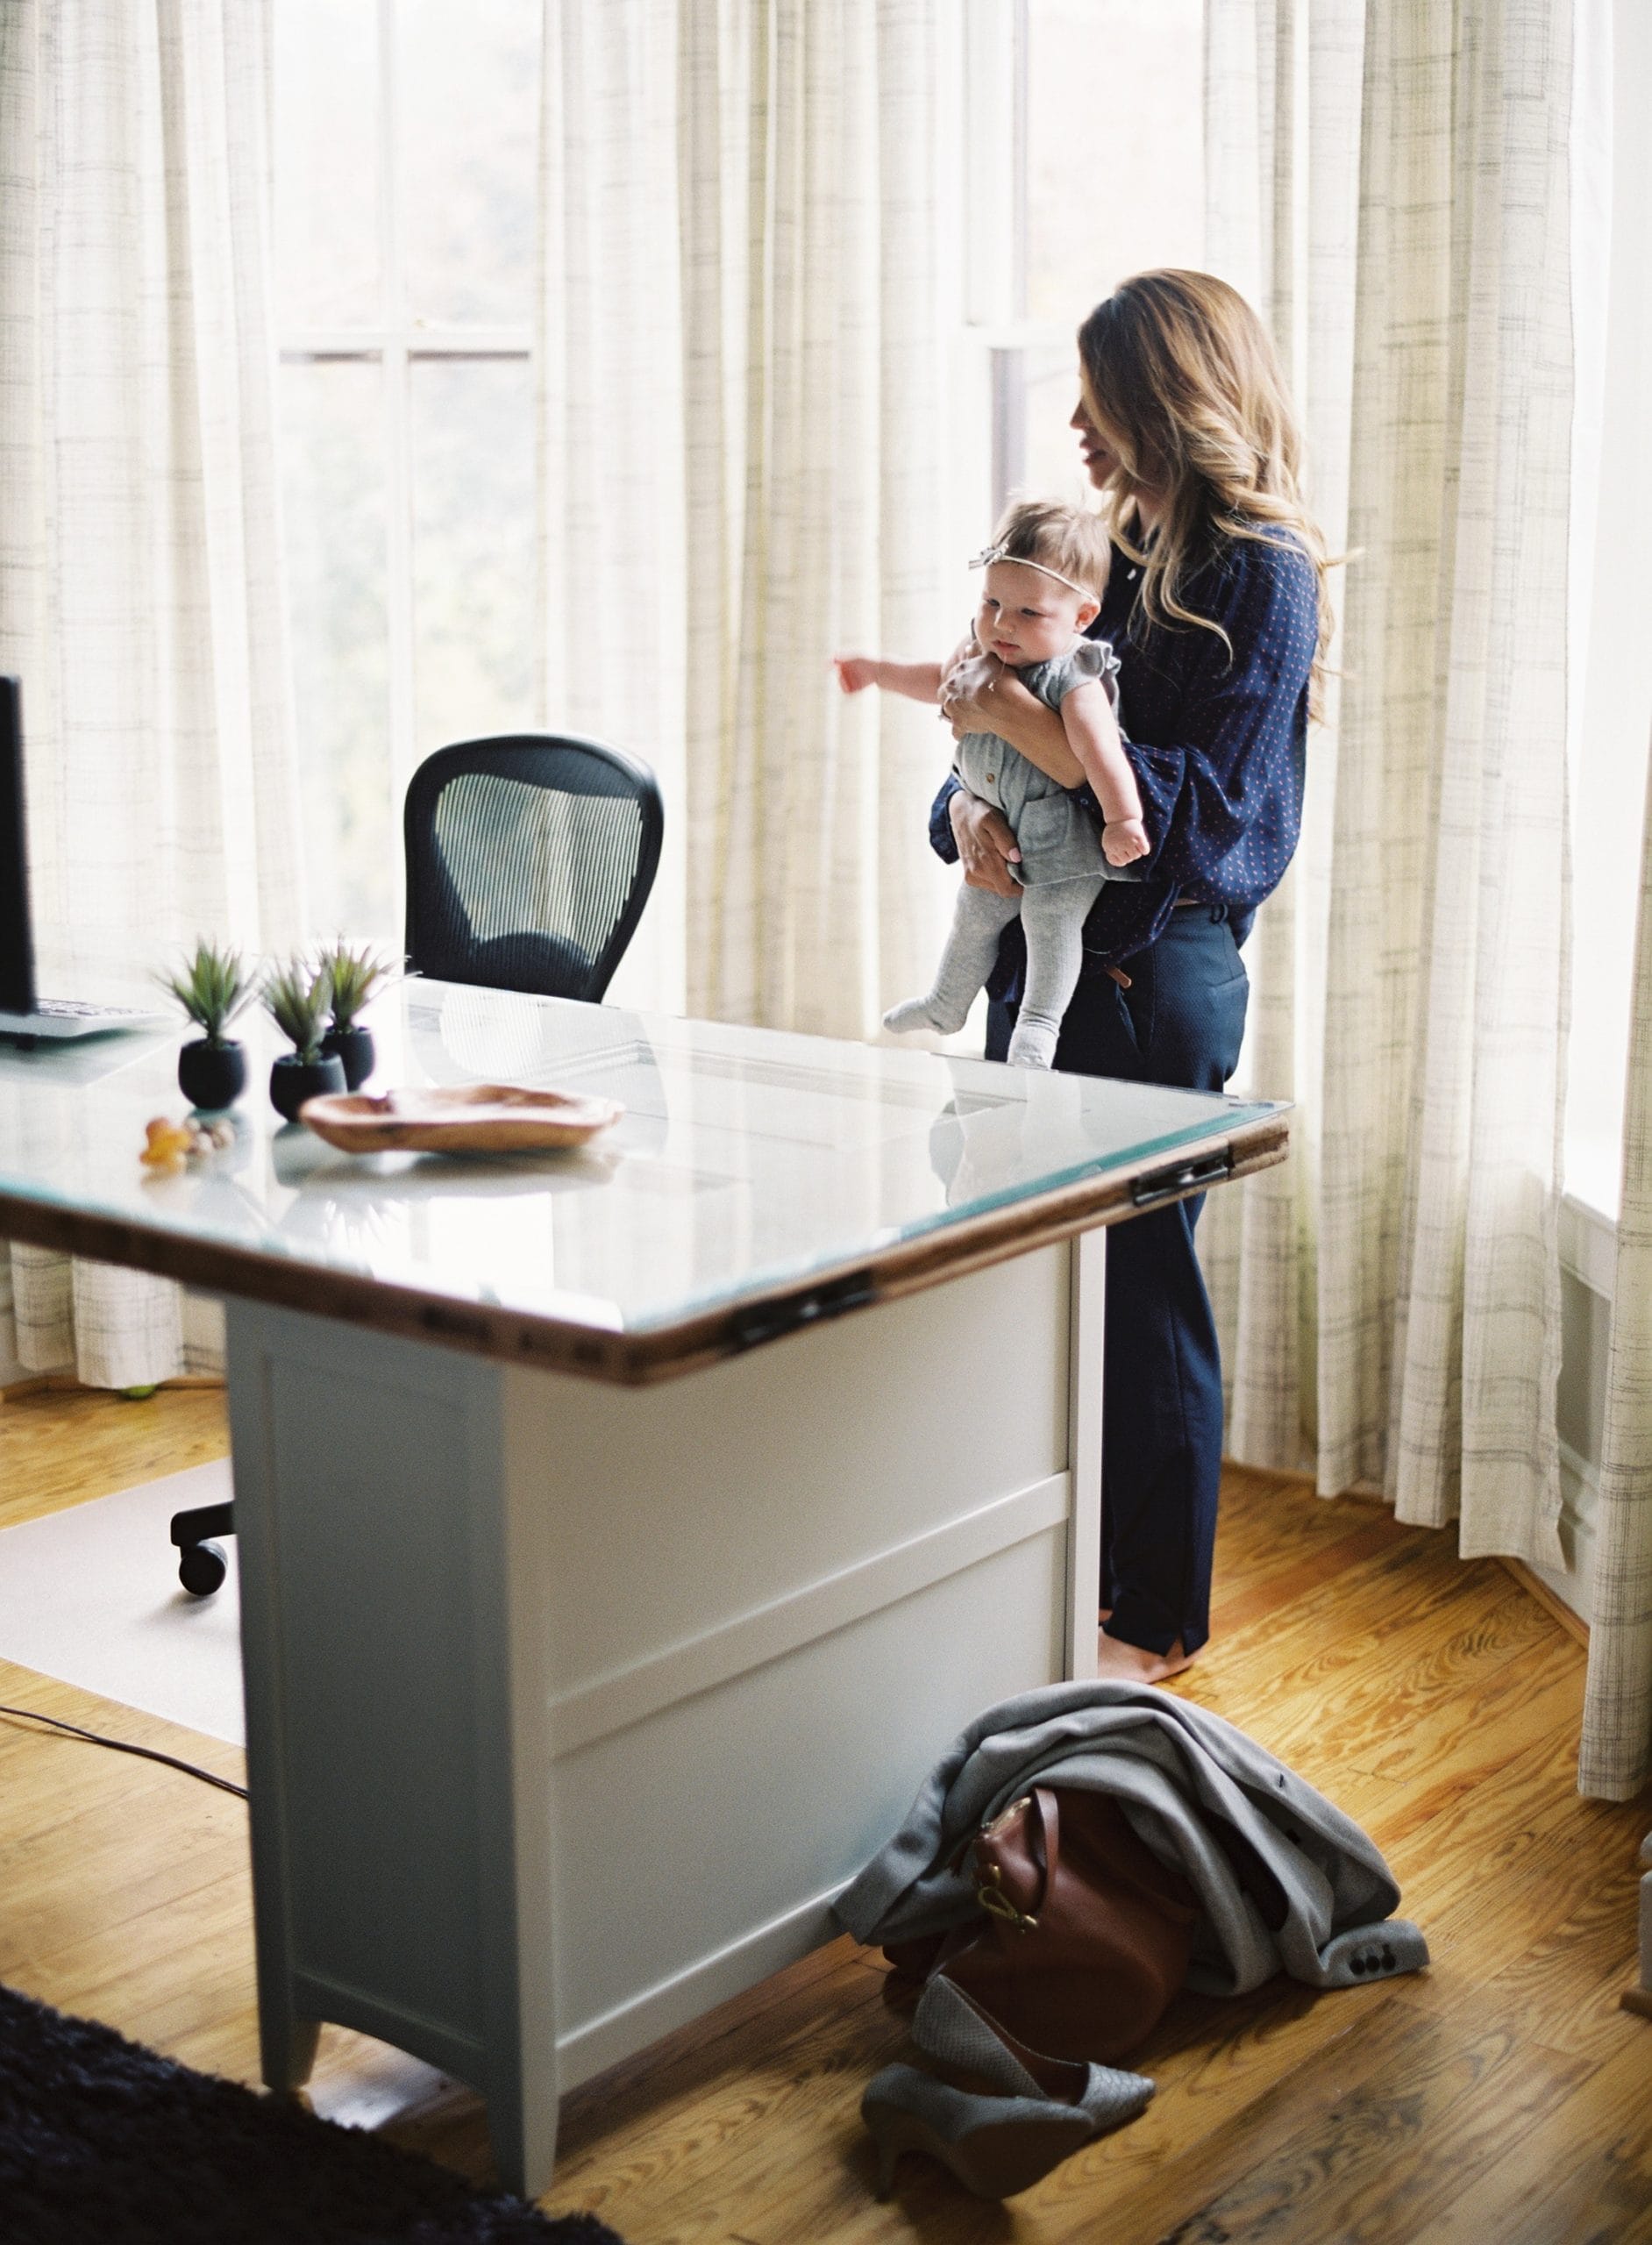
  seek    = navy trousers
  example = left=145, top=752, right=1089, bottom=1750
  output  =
left=987, top=907, right=1250, bottom=1655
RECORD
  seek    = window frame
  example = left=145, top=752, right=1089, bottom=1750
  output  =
left=961, top=0, right=1087, bottom=517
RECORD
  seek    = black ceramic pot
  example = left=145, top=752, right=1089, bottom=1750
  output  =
left=178, top=1038, right=246, bottom=1112
left=321, top=1022, right=374, bottom=1090
left=269, top=1051, right=346, bottom=1122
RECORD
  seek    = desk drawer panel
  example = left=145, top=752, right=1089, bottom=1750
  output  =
left=503, top=1243, right=1077, bottom=1700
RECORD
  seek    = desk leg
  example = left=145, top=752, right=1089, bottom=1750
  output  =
left=1065, top=1226, right=1106, bottom=1680
left=227, top=1303, right=559, bottom=2192
left=261, top=2011, right=321, bottom=2094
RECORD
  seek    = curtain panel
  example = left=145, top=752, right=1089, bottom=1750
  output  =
left=1578, top=738, right=1652, bottom=1800
left=0, top=0, right=303, bottom=1387
left=1199, top=0, right=1366, bottom=1474
left=537, top=0, right=953, bottom=1040
left=1202, top=0, right=1575, bottom=1570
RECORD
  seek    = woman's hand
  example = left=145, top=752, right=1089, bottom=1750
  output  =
left=940, top=652, right=1082, bottom=785
left=949, top=789, right=1022, bottom=898
left=939, top=650, right=1029, bottom=742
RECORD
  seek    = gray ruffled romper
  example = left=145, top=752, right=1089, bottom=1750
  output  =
left=886, top=638, right=1129, bottom=1068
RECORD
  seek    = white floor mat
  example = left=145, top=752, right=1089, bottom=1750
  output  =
left=0, top=1457, right=244, bottom=1745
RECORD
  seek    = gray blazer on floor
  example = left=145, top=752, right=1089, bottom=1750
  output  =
left=835, top=1680, right=1428, bottom=1998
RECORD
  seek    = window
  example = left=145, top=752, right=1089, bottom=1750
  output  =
left=274, top=0, right=540, bottom=944
left=965, top=0, right=1205, bottom=523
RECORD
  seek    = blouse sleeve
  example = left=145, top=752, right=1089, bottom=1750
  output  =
left=1122, top=538, right=1315, bottom=890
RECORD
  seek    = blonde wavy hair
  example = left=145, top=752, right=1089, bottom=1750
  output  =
left=1076, top=270, right=1335, bottom=717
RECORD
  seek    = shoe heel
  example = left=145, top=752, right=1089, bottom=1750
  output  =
left=865, top=2109, right=930, bottom=2200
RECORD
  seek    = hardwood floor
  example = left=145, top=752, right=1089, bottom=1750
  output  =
left=2, top=1384, right=1648, bottom=2241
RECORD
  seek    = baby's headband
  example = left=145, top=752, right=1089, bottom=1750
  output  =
left=969, top=540, right=1096, bottom=602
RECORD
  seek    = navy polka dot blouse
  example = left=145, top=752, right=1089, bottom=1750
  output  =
left=930, top=529, right=1316, bottom=982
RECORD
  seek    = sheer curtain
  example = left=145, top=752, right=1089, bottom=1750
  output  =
left=536, top=0, right=951, bottom=1038
left=1202, top=0, right=1577, bottom=1571
left=1579, top=743, right=1652, bottom=1799
left=1199, top=0, right=1365, bottom=1472
left=0, top=0, right=303, bottom=1388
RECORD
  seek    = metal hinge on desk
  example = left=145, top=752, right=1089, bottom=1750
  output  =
left=1129, top=1147, right=1234, bottom=1210
left=726, top=1267, right=879, bottom=1353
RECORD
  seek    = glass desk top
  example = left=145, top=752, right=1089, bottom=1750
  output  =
left=0, top=982, right=1287, bottom=1380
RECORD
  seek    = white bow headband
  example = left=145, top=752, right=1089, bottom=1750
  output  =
left=969, top=540, right=1096, bottom=602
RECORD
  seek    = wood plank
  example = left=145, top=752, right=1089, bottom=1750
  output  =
left=1176, top=1547, right=1560, bottom=1798
left=1501, top=1555, right=1591, bottom=1648
left=1379, top=1721, right=1647, bottom=1992
left=1074, top=1999, right=1592, bottom=2245
left=1404, top=1874, right=1646, bottom=2062
left=1395, top=2027, right=1652, bottom=2245
left=0, top=1380, right=228, bottom=1528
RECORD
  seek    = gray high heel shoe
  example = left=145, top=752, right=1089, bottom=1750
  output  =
left=862, top=1978, right=1156, bottom=2199
left=862, top=2065, right=1099, bottom=2199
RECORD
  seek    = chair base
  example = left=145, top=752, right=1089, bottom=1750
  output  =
left=170, top=1500, right=235, bottom=1598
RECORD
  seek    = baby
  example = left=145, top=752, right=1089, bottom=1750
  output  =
left=835, top=497, right=1148, bottom=1068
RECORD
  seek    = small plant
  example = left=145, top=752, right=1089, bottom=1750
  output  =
left=318, top=940, right=398, bottom=1032
left=157, top=940, right=258, bottom=1047
left=261, top=958, right=334, bottom=1065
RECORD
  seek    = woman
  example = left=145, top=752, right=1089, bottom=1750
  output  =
left=933, top=269, right=1331, bottom=1683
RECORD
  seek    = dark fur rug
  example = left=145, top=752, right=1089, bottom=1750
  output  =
left=0, top=1984, right=626, bottom=2245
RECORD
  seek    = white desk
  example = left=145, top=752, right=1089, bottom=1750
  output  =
left=0, top=983, right=1286, bottom=2193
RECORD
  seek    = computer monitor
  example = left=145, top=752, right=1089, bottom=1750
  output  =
left=0, top=677, right=38, bottom=1016
left=0, top=678, right=169, bottom=1044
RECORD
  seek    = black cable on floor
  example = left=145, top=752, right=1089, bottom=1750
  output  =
left=0, top=1703, right=248, bottom=1799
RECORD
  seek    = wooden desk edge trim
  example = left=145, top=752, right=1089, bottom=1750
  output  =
left=0, top=1114, right=1288, bottom=1386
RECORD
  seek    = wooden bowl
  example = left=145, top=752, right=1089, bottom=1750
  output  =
left=298, top=1082, right=624, bottom=1155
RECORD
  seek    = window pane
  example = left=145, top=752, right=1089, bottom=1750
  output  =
left=400, top=0, right=540, bottom=324
left=279, top=360, right=395, bottom=939
left=274, top=0, right=381, bottom=330
left=1025, top=0, right=1205, bottom=327
left=1022, top=345, right=1092, bottom=500
left=409, top=357, right=535, bottom=760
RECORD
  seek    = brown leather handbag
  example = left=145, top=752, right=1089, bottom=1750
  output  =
left=884, top=1786, right=1201, bottom=2066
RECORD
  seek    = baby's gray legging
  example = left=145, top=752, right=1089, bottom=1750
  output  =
left=887, top=874, right=1107, bottom=1068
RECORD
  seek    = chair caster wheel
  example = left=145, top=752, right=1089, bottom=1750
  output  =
left=179, top=1540, right=228, bottom=1597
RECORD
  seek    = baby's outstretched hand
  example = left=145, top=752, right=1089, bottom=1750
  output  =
left=833, top=655, right=877, bottom=695
left=1102, top=816, right=1150, bottom=868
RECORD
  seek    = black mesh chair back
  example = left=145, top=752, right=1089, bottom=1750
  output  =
left=404, top=734, right=664, bottom=1002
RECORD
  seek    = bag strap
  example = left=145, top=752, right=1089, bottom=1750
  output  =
left=976, top=1785, right=1061, bottom=1930
left=1031, top=1785, right=1058, bottom=1898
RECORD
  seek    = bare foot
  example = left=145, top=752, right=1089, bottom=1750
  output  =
left=1094, top=1629, right=1197, bottom=1684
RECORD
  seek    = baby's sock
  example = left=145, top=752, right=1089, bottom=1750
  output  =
left=1006, top=1017, right=1059, bottom=1068
left=883, top=994, right=969, bottom=1037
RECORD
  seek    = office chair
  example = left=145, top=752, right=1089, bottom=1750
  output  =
left=169, top=732, right=664, bottom=1596
left=403, top=732, right=664, bottom=1001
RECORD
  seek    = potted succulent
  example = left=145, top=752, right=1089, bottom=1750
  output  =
left=262, top=957, right=346, bottom=1122
left=159, top=940, right=259, bottom=1112
left=317, top=940, right=398, bottom=1090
